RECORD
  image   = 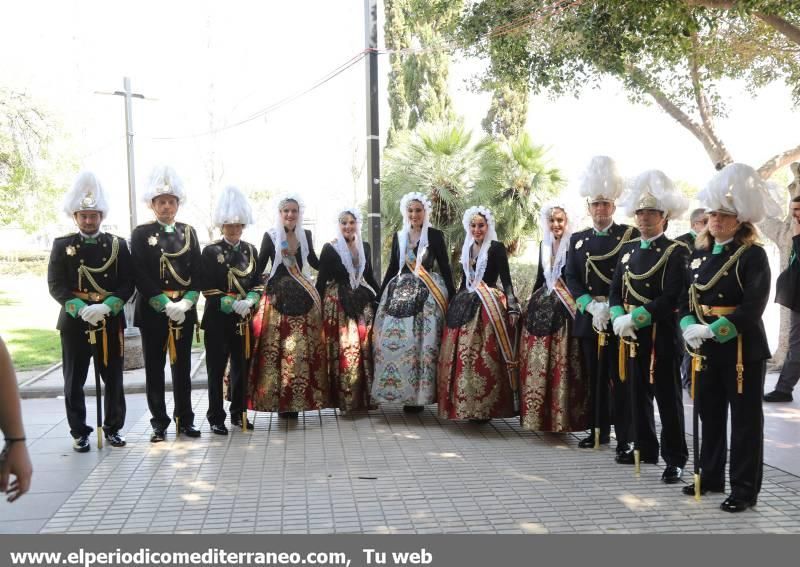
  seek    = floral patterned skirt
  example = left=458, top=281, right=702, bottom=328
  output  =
left=519, top=287, right=587, bottom=432
left=322, top=282, right=377, bottom=412
left=247, top=279, right=329, bottom=412
left=437, top=288, right=516, bottom=420
left=371, top=272, right=447, bottom=405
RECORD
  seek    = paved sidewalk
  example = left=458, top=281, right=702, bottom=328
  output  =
left=1, top=373, right=799, bottom=534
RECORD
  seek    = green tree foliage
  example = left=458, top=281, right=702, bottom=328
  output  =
left=385, top=0, right=463, bottom=144
left=0, top=89, right=69, bottom=233
left=482, top=133, right=563, bottom=254
left=481, top=80, right=529, bottom=139
left=379, top=121, right=561, bottom=268
left=457, top=0, right=800, bottom=177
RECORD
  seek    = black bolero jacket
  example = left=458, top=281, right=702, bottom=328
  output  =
left=256, top=229, right=320, bottom=278
left=379, top=227, right=456, bottom=298
left=315, top=241, right=381, bottom=299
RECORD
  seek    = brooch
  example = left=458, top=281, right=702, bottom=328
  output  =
left=148, top=235, right=158, bottom=247
left=690, top=258, right=702, bottom=270
left=621, top=252, right=630, bottom=264
left=66, top=245, right=76, bottom=256
left=575, top=240, right=583, bottom=250
left=217, top=253, right=225, bottom=264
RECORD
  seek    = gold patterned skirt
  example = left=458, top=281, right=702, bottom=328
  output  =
left=247, top=274, right=329, bottom=412
left=321, top=282, right=377, bottom=412
left=437, top=287, right=516, bottom=420
left=519, top=287, right=587, bottom=431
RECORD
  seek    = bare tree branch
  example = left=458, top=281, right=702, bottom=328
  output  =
left=757, top=143, right=800, bottom=179
left=626, top=64, right=733, bottom=167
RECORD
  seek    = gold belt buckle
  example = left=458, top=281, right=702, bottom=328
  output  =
left=88, top=292, right=103, bottom=302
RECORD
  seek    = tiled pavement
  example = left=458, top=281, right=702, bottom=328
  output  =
left=2, top=385, right=799, bottom=534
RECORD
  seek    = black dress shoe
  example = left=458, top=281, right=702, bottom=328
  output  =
left=615, top=450, right=658, bottom=465
left=73, top=435, right=90, bottom=453
left=279, top=411, right=299, bottom=419
left=661, top=465, right=683, bottom=484
left=210, top=424, right=228, bottom=436
left=578, top=434, right=609, bottom=448
left=720, top=495, right=756, bottom=513
left=104, top=432, right=127, bottom=447
left=179, top=425, right=201, bottom=438
left=681, top=482, right=724, bottom=496
left=764, top=390, right=793, bottom=402
left=150, top=429, right=166, bottom=443
left=231, top=418, right=254, bottom=430
left=403, top=405, right=425, bottom=413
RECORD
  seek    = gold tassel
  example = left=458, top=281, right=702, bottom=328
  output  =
left=165, top=321, right=181, bottom=365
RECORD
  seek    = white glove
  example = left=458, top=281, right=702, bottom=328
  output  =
left=587, top=300, right=610, bottom=332
left=612, top=314, right=637, bottom=338
left=164, top=301, right=186, bottom=324
left=80, top=304, right=111, bottom=326
left=683, top=324, right=714, bottom=349
left=174, top=298, right=193, bottom=313
left=232, top=298, right=254, bottom=317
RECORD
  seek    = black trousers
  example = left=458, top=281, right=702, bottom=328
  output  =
left=698, top=347, right=765, bottom=502
left=625, top=327, right=688, bottom=467
left=204, top=317, right=248, bottom=426
left=580, top=329, right=627, bottom=446
left=60, top=317, right=126, bottom=438
left=140, top=315, right=195, bottom=430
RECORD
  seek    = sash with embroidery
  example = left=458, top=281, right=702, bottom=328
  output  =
left=553, top=277, right=577, bottom=319
left=473, top=281, right=515, bottom=365
left=286, top=263, right=322, bottom=314
left=405, top=259, right=447, bottom=316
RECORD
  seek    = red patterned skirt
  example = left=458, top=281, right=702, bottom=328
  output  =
left=519, top=287, right=587, bottom=431
left=247, top=279, right=329, bottom=412
left=321, top=282, right=377, bottom=412
left=437, top=287, right=516, bottom=420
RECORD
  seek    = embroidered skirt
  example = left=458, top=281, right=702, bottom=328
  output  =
left=247, top=273, right=329, bottom=412
left=437, top=287, right=516, bottom=420
left=519, top=286, right=587, bottom=432
left=371, top=272, right=447, bottom=405
left=322, top=282, right=377, bottom=412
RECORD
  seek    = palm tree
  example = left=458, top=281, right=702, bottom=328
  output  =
left=480, top=132, right=563, bottom=255
left=379, top=120, right=498, bottom=264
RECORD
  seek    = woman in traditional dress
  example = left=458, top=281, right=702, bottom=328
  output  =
left=316, top=207, right=381, bottom=413
left=437, top=206, right=520, bottom=422
left=519, top=202, right=587, bottom=432
left=248, top=194, right=328, bottom=418
left=372, top=192, right=456, bottom=413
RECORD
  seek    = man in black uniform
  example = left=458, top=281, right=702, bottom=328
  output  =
left=675, top=208, right=708, bottom=252
left=566, top=156, right=638, bottom=454
left=48, top=171, right=133, bottom=452
left=201, top=186, right=263, bottom=434
left=609, top=170, right=689, bottom=482
left=680, top=163, right=778, bottom=512
left=131, top=166, right=203, bottom=442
